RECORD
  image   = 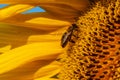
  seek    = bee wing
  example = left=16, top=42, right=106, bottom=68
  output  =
left=61, top=32, right=72, bottom=48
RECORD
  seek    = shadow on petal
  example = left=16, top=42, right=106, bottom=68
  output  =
left=0, top=60, right=54, bottom=80
left=0, top=23, right=50, bottom=49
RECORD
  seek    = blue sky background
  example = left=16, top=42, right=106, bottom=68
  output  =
left=0, top=4, right=45, bottom=14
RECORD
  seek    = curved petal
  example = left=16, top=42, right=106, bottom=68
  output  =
left=9, top=12, right=75, bottom=22
left=0, top=41, right=62, bottom=74
left=50, top=26, right=68, bottom=35
left=34, top=61, right=60, bottom=80
left=39, top=1, right=88, bottom=16
left=0, top=45, right=11, bottom=54
left=0, top=60, right=54, bottom=80
left=27, top=34, right=61, bottom=44
left=0, top=0, right=89, bottom=11
left=2, top=15, right=70, bottom=30
left=27, top=26, right=67, bottom=44
left=0, top=23, right=50, bottom=49
left=0, top=4, right=34, bottom=20
left=0, top=0, right=89, bottom=17
left=25, top=17, right=70, bottom=30
left=35, top=78, right=58, bottom=80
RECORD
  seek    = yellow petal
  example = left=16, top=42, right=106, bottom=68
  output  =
left=0, top=4, right=34, bottom=20
left=27, top=34, right=61, bottom=44
left=50, top=25, right=68, bottom=35
left=0, top=23, right=48, bottom=48
left=6, top=12, right=76, bottom=23
left=0, top=0, right=89, bottom=11
left=34, top=61, right=61, bottom=80
left=0, top=60, right=54, bottom=80
left=0, top=45, right=11, bottom=54
left=39, top=0, right=88, bottom=16
left=2, top=16, right=70, bottom=30
left=26, top=17, right=70, bottom=30
left=0, top=0, right=89, bottom=19
left=35, top=76, right=59, bottom=80
left=0, top=41, right=62, bottom=74
left=36, top=78, right=58, bottom=80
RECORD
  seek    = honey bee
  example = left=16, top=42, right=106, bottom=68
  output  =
left=61, top=24, right=78, bottom=48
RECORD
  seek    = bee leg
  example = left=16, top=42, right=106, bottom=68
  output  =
left=72, top=34, right=79, bottom=38
left=69, top=39, right=75, bottom=43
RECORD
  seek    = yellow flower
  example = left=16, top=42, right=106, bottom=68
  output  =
left=1, top=0, right=120, bottom=80
left=0, top=0, right=89, bottom=80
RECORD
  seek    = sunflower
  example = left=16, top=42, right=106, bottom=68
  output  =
left=0, top=0, right=120, bottom=80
